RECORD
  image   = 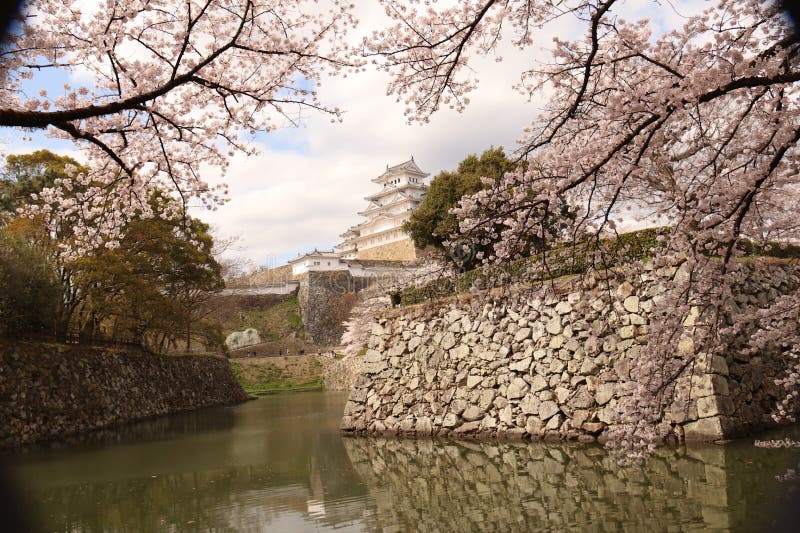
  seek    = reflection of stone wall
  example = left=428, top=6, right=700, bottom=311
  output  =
left=341, top=262, right=800, bottom=442
left=0, top=342, right=249, bottom=448
left=356, top=238, right=417, bottom=261
left=345, top=436, right=800, bottom=532
left=344, top=437, right=740, bottom=531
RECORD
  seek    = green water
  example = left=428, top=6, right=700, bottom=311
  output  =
left=4, top=392, right=800, bottom=532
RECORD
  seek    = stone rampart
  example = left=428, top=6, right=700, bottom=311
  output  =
left=298, top=271, right=372, bottom=345
left=356, top=238, right=418, bottom=261
left=0, top=342, right=249, bottom=448
left=340, top=261, right=799, bottom=442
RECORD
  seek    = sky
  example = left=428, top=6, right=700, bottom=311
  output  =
left=193, top=0, right=559, bottom=267
left=0, top=0, right=704, bottom=268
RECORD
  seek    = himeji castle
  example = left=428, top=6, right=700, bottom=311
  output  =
left=337, top=158, right=429, bottom=261
left=288, top=158, right=429, bottom=277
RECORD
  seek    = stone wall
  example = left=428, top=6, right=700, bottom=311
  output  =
left=356, top=238, right=418, bottom=261
left=0, top=342, right=249, bottom=448
left=340, top=261, right=800, bottom=442
left=321, top=353, right=365, bottom=391
left=207, top=291, right=297, bottom=316
left=298, top=271, right=351, bottom=346
left=298, top=271, right=369, bottom=345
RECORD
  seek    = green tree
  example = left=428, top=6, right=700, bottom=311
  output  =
left=0, top=150, right=224, bottom=351
left=406, top=148, right=577, bottom=269
left=403, top=147, right=578, bottom=269
left=68, top=195, right=223, bottom=351
left=2, top=151, right=93, bottom=337
left=1, top=150, right=86, bottom=216
left=404, top=147, right=515, bottom=253
left=0, top=232, right=62, bottom=338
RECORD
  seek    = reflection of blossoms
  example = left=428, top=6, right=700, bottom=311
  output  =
left=755, top=439, right=800, bottom=448
left=775, top=469, right=800, bottom=483
left=755, top=438, right=800, bottom=482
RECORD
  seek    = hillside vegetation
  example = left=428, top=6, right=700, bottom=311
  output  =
left=203, top=294, right=316, bottom=356
left=229, top=356, right=323, bottom=395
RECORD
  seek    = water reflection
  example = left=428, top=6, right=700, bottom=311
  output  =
left=9, top=393, right=369, bottom=532
left=343, top=433, right=800, bottom=532
left=6, top=393, right=800, bottom=532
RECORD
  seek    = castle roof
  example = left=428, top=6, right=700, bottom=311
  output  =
left=371, top=157, right=429, bottom=183
left=287, top=249, right=341, bottom=265
left=363, top=186, right=424, bottom=205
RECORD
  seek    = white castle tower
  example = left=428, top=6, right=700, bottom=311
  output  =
left=337, top=158, right=429, bottom=261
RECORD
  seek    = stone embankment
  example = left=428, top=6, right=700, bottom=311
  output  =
left=321, top=353, right=365, bottom=391
left=340, top=261, right=799, bottom=442
left=298, top=271, right=369, bottom=345
left=0, top=342, right=249, bottom=448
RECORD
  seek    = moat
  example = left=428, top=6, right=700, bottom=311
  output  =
left=4, top=392, right=800, bottom=532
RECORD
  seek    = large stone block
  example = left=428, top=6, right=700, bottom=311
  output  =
left=538, top=401, right=559, bottom=421
left=506, top=378, right=528, bottom=400
left=690, top=373, right=729, bottom=397
left=510, top=357, right=532, bottom=372
left=623, top=295, right=640, bottom=313
left=546, top=316, right=562, bottom=335
left=683, top=416, right=727, bottom=441
left=696, top=395, right=734, bottom=418
left=224, top=328, right=261, bottom=350
left=462, top=405, right=484, bottom=421
left=595, top=383, right=616, bottom=406
left=514, top=327, right=532, bottom=342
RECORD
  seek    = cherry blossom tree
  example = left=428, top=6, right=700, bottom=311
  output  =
left=0, top=0, right=361, bottom=244
left=368, top=0, right=800, bottom=449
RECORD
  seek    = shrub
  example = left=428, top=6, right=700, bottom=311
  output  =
left=0, top=235, right=62, bottom=338
left=398, top=227, right=796, bottom=305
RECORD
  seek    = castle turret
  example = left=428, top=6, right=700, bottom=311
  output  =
left=336, top=158, right=429, bottom=261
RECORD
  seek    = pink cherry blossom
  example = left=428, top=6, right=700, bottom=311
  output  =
left=1, top=0, right=363, bottom=248
left=369, top=0, right=800, bottom=451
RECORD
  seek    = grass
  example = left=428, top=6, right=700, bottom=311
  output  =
left=229, top=356, right=324, bottom=395
left=203, top=292, right=318, bottom=355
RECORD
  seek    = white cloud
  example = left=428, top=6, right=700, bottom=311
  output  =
left=198, top=0, right=583, bottom=266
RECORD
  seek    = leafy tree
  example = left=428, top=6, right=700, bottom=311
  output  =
left=2, top=151, right=99, bottom=336
left=0, top=150, right=84, bottom=214
left=404, top=148, right=513, bottom=249
left=404, top=148, right=573, bottom=268
left=0, top=150, right=224, bottom=351
left=68, top=197, right=224, bottom=350
left=0, top=233, right=62, bottom=338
